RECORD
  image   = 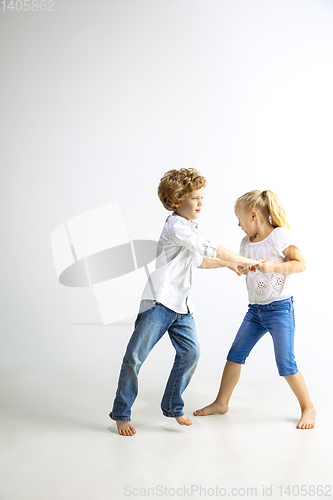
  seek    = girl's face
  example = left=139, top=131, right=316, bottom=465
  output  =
left=173, top=187, right=204, bottom=221
left=235, top=205, right=258, bottom=238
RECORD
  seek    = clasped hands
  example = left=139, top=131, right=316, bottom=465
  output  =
left=227, top=260, right=272, bottom=276
left=237, top=259, right=269, bottom=275
left=228, top=260, right=268, bottom=276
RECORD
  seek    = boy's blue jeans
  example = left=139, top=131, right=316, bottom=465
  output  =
left=110, top=300, right=200, bottom=421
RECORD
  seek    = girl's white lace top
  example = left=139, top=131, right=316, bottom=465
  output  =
left=239, top=227, right=294, bottom=305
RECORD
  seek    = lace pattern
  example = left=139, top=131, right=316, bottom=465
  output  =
left=247, top=269, right=291, bottom=303
left=240, top=227, right=294, bottom=304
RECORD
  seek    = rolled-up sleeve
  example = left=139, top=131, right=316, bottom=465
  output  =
left=170, top=219, right=218, bottom=258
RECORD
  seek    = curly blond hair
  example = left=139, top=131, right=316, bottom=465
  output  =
left=157, top=168, right=207, bottom=211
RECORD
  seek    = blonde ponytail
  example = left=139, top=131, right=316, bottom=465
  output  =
left=235, top=190, right=289, bottom=228
left=265, top=190, right=289, bottom=228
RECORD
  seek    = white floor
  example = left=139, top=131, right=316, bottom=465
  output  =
left=1, top=367, right=331, bottom=500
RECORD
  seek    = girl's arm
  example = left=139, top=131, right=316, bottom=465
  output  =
left=198, top=258, right=243, bottom=276
left=256, top=245, right=306, bottom=274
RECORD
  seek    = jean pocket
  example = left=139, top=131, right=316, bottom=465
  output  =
left=270, top=300, right=291, bottom=312
left=139, top=299, right=159, bottom=315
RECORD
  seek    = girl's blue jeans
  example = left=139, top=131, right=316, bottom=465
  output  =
left=227, top=297, right=298, bottom=377
left=110, top=300, right=200, bottom=421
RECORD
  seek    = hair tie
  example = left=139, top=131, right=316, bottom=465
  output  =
left=262, top=190, right=266, bottom=198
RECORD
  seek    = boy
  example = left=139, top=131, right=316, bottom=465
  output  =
left=110, top=168, right=259, bottom=436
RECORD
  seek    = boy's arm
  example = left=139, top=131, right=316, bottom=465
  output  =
left=198, top=258, right=243, bottom=276
left=170, top=220, right=260, bottom=267
left=216, top=245, right=260, bottom=267
left=256, top=245, right=306, bottom=274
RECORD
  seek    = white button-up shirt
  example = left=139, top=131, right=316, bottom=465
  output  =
left=141, top=213, right=218, bottom=314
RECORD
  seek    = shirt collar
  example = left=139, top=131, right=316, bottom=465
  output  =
left=169, top=212, right=199, bottom=228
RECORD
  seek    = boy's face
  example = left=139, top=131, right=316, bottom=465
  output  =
left=172, top=187, right=204, bottom=221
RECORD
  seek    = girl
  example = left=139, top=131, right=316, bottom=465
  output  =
left=194, top=190, right=316, bottom=430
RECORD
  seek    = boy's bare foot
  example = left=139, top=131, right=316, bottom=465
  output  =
left=296, top=406, right=316, bottom=430
left=116, top=421, right=137, bottom=436
left=175, top=415, right=192, bottom=426
left=193, top=401, right=229, bottom=416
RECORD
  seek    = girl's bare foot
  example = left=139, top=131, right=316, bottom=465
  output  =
left=193, top=401, right=229, bottom=416
left=175, top=415, right=192, bottom=426
left=116, top=421, right=137, bottom=436
left=296, top=406, right=316, bottom=430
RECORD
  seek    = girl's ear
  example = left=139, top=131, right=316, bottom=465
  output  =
left=251, top=210, right=258, bottom=221
left=172, top=201, right=180, bottom=208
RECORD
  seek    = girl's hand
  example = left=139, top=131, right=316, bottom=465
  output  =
left=255, top=259, right=273, bottom=273
left=245, top=260, right=265, bottom=272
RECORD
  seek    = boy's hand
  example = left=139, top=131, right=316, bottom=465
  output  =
left=237, top=265, right=248, bottom=275
left=226, top=260, right=265, bottom=275
left=227, top=263, right=243, bottom=276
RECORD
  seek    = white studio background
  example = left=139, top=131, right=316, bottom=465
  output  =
left=1, top=1, right=333, bottom=498
left=1, top=0, right=332, bottom=379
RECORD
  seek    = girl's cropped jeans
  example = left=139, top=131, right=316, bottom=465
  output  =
left=227, top=297, right=298, bottom=377
left=110, top=300, right=200, bottom=421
